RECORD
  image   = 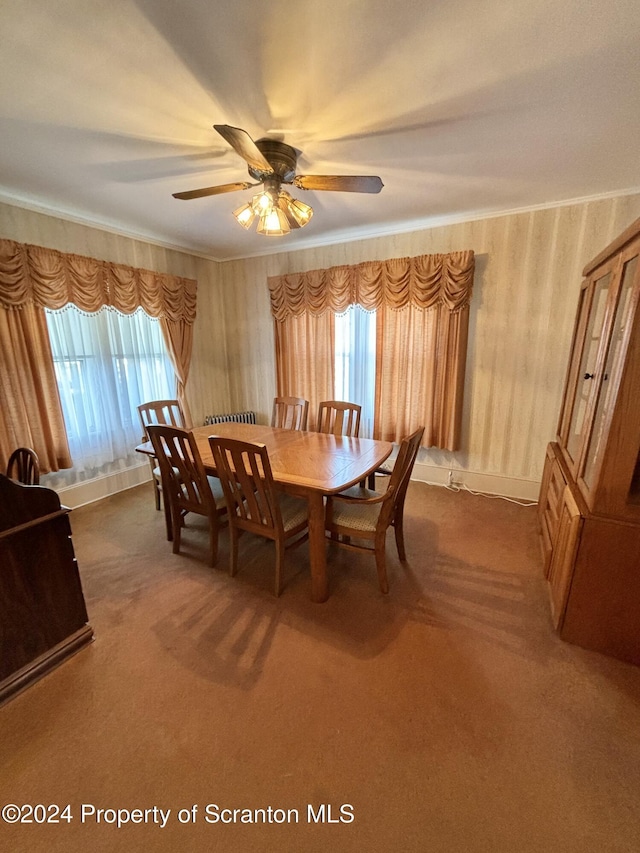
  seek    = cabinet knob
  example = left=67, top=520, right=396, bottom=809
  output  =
left=583, top=372, right=594, bottom=380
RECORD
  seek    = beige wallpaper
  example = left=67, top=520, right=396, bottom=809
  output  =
left=215, top=194, right=640, bottom=483
left=2, top=193, right=640, bottom=489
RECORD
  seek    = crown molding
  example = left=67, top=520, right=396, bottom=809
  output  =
left=2, top=185, right=639, bottom=266
left=0, top=190, right=224, bottom=262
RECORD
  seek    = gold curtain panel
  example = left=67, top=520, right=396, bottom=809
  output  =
left=0, top=239, right=198, bottom=474
left=0, top=239, right=197, bottom=323
left=268, top=251, right=474, bottom=320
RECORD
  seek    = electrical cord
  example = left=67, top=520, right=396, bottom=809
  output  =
left=435, top=480, right=538, bottom=507
left=375, top=471, right=539, bottom=508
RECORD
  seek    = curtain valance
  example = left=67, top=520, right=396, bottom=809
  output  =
left=0, top=239, right=197, bottom=323
left=268, top=251, right=474, bottom=321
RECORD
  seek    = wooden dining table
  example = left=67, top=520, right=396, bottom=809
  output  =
left=136, top=422, right=392, bottom=603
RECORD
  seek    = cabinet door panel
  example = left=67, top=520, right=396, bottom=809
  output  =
left=564, top=274, right=611, bottom=467
left=547, top=487, right=583, bottom=629
left=582, top=256, right=638, bottom=494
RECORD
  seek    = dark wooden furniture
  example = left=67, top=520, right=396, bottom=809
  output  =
left=325, top=427, right=424, bottom=593
left=538, top=217, right=640, bottom=664
left=0, top=473, right=93, bottom=705
left=137, top=422, right=392, bottom=602
left=6, top=446, right=40, bottom=485
left=209, top=436, right=309, bottom=595
left=147, top=424, right=228, bottom=566
left=271, top=396, right=309, bottom=430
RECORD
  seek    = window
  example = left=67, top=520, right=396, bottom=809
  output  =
left=334, top=305, right=376, bottom=438
left=269, top=252, right=473, bottom=448
left=45, top=305, right=174, bottom=479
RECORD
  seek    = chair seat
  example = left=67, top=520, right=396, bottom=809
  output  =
left=153, top=464, right=181, bottom=479
left=330, top=486, right=383, bottom=533
left=207, top=475, right=228, bottom=509
left=279, top=494, right=309, bottom=532
left=339, top=485, right=379, bottom=499
left=375, top=463, right=394, bottom=476
left=366, top=461, right=394, bottom=489
left=177, top=475, right=226, bottom=509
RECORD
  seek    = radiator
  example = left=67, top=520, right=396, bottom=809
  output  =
left=204, top=410, right=257, bottom=426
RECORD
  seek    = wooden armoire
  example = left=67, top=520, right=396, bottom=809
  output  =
left=538, top=217, right=640, bottom=665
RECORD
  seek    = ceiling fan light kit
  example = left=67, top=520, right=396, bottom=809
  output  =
left=173, top=124, right=383, bottom=237
left=232, top=186, right=313, bottom=236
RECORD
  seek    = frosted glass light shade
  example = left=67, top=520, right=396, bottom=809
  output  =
left=286, top=196, right=313, bottom=227
left=232, top=203, right=255, bottom=229
left=257, top=206, right=290, bottom=236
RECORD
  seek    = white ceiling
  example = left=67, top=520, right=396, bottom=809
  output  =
left=1, top=0, right=639, bottom=261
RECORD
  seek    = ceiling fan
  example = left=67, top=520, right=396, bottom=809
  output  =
left=172, top=124, right=384, bottom=236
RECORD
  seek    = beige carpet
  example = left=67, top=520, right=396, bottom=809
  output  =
left=2, top=481, right=640, bottom=852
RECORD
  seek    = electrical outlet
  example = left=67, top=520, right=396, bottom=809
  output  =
left=447, top=469, right=462, bottom=488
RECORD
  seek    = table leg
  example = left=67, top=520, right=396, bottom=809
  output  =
left=307, top=491, right=329, bottom=603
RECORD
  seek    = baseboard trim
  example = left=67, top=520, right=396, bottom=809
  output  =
left=412, top=462, right=540, bottom=502
left=52, top=460, right=539, bottom=507
left=53, top=463, right=152, bottom=509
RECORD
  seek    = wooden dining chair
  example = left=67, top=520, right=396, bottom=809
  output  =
left=325, top=426, right=424, bottom=593
left=137, top=399, right=185, bottom=530
left=147, top=424, right=227, bottom=567
left=317, top=400, right=361, bottom=437
left=366, top=459, right=394, bottom=490
left=271, top=396, right=309, bottom=431
left=208, top=436, right=309, bottom=596
left=6, top=446, right=40, bottom=485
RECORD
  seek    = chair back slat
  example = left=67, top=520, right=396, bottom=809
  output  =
left=271, top=396, right=309, bottom=431
left=209, top=436, right=283, bottom=538
left=317, top=401, right=361, bottom=437
left=138, top=399, right=185, bottom=442
left=383, top=426, right=425, bottom=523
left=209, top=434, right=309, bottom=596
left=147, top=424, right=214, bottom=516
left=6, top=447, right=40, bottom=485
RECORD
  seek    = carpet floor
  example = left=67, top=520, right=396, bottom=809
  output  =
left=2, top=481, right=640, bottom=852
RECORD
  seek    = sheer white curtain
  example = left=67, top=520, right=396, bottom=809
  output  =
left=44, top=305, right=174, bottom=481
left=334, top=305, right=376, bottom=438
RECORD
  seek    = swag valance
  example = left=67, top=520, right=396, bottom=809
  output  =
left=0, top=239, right=197, bottom=323
left=268, top=251, right=474, bottom=321
left=0, top=238, right=197, bottom=474
left=268, top=248, right=475, bottom=450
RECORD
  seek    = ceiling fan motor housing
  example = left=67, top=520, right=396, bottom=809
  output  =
left=172, top=124, right=383, bottom=204
left=251, top=139, right=298, bottom=183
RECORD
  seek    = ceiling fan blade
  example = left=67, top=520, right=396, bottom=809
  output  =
left=293, top=175, right=384, bottom=193
left=214, top=124, right=274, bottom=175
left=172, top=181, right=254, bottom=200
